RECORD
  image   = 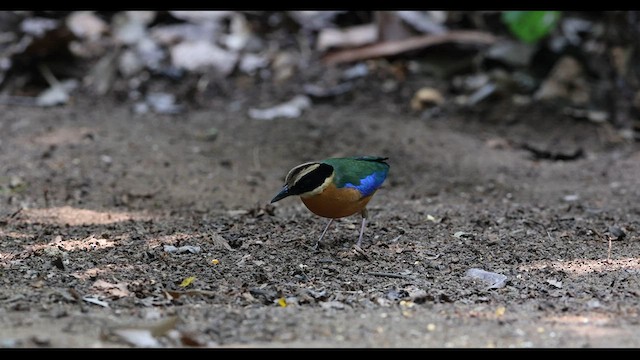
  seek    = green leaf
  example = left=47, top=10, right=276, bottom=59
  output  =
left=501, top=11, right=562, bottom=43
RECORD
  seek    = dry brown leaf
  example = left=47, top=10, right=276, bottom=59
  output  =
left=92, top=279, right=131, bottom=298
left=211, top=233, right=234, bottom=251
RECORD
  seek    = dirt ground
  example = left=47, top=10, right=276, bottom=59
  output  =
left=1, top=85, right=639, bottom=349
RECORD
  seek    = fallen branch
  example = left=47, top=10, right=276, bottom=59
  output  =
left=322, top=30, right=499, bottom=65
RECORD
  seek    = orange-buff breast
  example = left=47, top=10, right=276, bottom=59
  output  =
left=301, top=182, right=374, bottom=219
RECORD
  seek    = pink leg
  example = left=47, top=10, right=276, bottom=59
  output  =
left=356, top=208, right=369, bottom=248
left=313, top=218, right=334, bottom=250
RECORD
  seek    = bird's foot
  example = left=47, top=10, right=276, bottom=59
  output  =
left=310, top=240, right=322, bottom=252
left=352, top=244, right=370, bottom=260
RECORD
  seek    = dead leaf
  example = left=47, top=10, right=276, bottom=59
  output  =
left=92, top=279, right=131, bottom=298
left=248, top=95, right=311, bottom=120
left=82, top=296, right=109, bottom=307
left=170, top=40, right=238, bottom=75
left=395, top=11, right=447, bottom=34
left=211, top=233, right=234, bottom=251
left=66, top=11, right=108, bottom=40
left=276, top=297, right=287, bottom=307
left=180, top=332, right=206, bottom=347
left=453, top=231, right=472, bottom=239
left=179, top=276, right=196, bottom=287
left=546, top=279, right=563, bottom=288
left=465, top=268, right=508, bottom=289
left=163, top=245, right=201, bottom=254
left=169, top=11, right=232, bottom=23
left=534, top=56, right=589, bottom=105
left=316, top=23, right=378, bottom=51
left=112, top=328, right=159, bottom=348
left=108, top=315, right=179, bottom=347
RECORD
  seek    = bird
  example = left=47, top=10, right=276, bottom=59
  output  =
left=271, top=156, right=390, bottom=249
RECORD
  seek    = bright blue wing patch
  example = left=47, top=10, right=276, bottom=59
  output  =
left=343, top=171, right=387, bottom=197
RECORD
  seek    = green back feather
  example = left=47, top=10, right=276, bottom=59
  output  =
left=322, top=157, right=389, bottom=195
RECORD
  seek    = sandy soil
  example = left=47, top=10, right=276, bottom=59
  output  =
left=0, top=91, right=639, bottom=348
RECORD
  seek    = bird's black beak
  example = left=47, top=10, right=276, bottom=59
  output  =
left=270, top=185, right=291, bottom=203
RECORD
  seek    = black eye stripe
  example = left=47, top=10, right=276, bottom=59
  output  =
left=290, top=163, right=333, bottom=195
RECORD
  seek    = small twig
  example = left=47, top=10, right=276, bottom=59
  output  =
left=2, top=208, right=23, bottom=225
left=38, top=63, right=61, bottom=87
left=317, top=258, right=339, bottom=264
left=8, top=208, right=23, bottom=219
left=366, top=271, right=411, bottom=279
left=424, top=252, right=441, bottom=260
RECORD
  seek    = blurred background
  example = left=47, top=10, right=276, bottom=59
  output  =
left=0, top=10, right=637, bottom=139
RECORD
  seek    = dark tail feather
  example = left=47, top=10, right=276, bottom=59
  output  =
left=355, top=156, right=389, bottom=164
